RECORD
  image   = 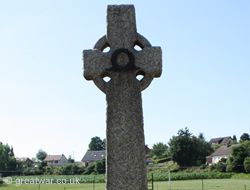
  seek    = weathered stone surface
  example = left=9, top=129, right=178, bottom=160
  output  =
left=83, top=5, right=162, bottom=190
left=106, top=71, right=147, bottom=190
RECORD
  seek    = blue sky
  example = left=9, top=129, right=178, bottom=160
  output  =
left=0, top=0, right=249, bottom=161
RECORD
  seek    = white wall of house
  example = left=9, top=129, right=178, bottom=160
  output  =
left=82, top=161, right=91, bottom=167
left=47, top=155, right=68, bottom=166
left=58, top=155, right=68, bottom=165
left=212, top=155, right=228, bottom=164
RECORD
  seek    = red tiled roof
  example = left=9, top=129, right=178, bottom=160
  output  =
left=209, top=136, right=232, bottom=144
left=44, top=154, right=65, bottom=161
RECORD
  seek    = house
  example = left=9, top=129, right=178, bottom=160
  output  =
left=82, top=146, right=151, bottom=167
left=16, top=157, right=35, bottom=168
left=81, top=150, right=106, bottom=167
left=145, top=145, right=151, bottom=155
left=209, top=136, right=232, bottom=147
left=16, top=157, right=34, bottom=164
left=43, top=154, right=68, bottom=166
left=206, top=144, right=239, bottom=165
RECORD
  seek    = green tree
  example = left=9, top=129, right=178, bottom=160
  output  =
left=241, top=140, right=250, bottom=152
left=149, top=142, right=168, bottom=159
left=84, top=163, right=95, bottom=175
left=38, top=161, right=47, bottom=171
left=22, top=161, right=33, bottom=168
left=168, top=127, right=194, bottom=166
left=226, top=145, right=249, bottom=172
left=232, top=135, right=237, bottom=141
left=232, top=135, right=238, bottom=144
left=68, top=155, right=74, bottom=163
left=244, top=157, right=250, bottom=173
left=198, top=133, right=205, bottom=140
left=36, top=149, right=47, bottom=162
left=169, top=127, right=212, bottom=166
left=213, top=158, right=227, bottom=172
left=88, top=136, right=106, bottom=151
left=9, top=147, right=14, bottom=157
left=196, top=137, right=213, bottom=163
left=0, top=142, right=16, bottom=174
left=95, top=158, right=106, bottom=174
left=240, top=133, right=250, bottom=142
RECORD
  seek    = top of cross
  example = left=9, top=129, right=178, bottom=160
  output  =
left=83, top=5, right=162, bottom=93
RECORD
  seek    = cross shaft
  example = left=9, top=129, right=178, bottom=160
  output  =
left=83, top=5, right=162, bottom=190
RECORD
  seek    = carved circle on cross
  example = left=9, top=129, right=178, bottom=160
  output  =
left=111, top=48, right=135, bottom=71
left=90, top=34, right=155, bottom=93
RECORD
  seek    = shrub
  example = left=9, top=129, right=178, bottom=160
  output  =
left=44, top=166, right=54, bottom=175
left=195, top=160, right=204, bottom=166
left=95, top=159, right=105, bottom=174
left=84, top=164, right=95, bottom=175
left=200, top=164, right=207, bottom=169
left=244, top=157, right=250, bottom=173
left=147, top=172, right=233, bottom=181
left=157, top=157, right=171, bottom=164
left=232, top=173, right=250, bottom=179
left=38, top=161, right=47, bottom=170
left=226, top=145, right=248, bottom=173
left=211, top=158, right=227, bottom=172
left=74, top=165, right=86, bottom=175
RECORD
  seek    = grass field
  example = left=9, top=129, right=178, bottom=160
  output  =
left=0, top=179, right=250, bottom=190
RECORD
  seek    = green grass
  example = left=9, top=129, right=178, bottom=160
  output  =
left=157, top=179, right=250, bottom=190
left=4, top=172, right=236, bottom=184
left=0, top=183, right=104, bottom=190
left=148, top=172, right=234, bottom=181
left=1, top=179, right=250, bottom=190
left=7, top=175, right=106, bottom=183
left=232, top=173, right=250, bottom=179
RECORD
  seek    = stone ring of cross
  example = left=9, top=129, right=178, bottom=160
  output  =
left=87, top=33, right=160, bottom=93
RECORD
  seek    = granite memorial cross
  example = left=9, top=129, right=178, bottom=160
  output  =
left=83, top=5, right=162, bottom=190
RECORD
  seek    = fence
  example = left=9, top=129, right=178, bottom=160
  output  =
left=1, top=169, right=250, bottom=190
left=147, top=177, right=249, bottom=190
left=0, top=177, right=249, bottom=190
left=148, top=173, right=154, bottom=190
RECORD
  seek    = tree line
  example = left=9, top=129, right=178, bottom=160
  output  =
left=87, top=128, right=250, bottom=173
left=0, top=142, right=16, bottom=176
left=147, top=128, right=250, bottom=173
left=0, top=129, right=249, bottom=177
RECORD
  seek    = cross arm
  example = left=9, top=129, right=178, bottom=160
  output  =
left=134, top=47, right=162, bottom=78
left=83, top=49, right=111, bottom=80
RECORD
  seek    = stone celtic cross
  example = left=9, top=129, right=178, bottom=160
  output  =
left=83, top=5, right=162, bottom=190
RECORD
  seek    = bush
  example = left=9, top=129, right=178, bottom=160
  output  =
left=84, top=164, right=95, bottom=175
left=38, top=161, right=47, bottom=170
left=210, top=158, right=227, bottom=172
left=232, top=173, right=250, bottom=179
left=62, top=165, right=79, bottom=175
left=147, top=172, right=233, bottom=181
left=44, top=166, right=54, bottom=175
left=23, top=168, right=42, bottom=176
left=157, top=157, right=171, bottom=164
left=226, top=145, right=248, bottom=173
left=74, top=165, right=86, bottom=175
left=195, top=160, right=204, bottom=166
left=200, top=164, right=207, bottom=170
left=95, top=158, right=105, bottom=174
left=244, top=157, right=250, bottom=173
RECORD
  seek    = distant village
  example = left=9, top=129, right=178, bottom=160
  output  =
left=1, top=127, right=249, bottom=178
left=15, top=135, right=248, bottom=167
